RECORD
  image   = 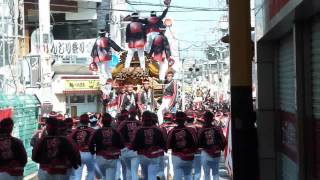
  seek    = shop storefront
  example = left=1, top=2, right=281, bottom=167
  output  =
left=65, top=94, right=100, bottom=117
left=52, top=75, right=102, bottom=117
left=255, top=0, right=320, bottom=179
left=277, top=33, right=298, bottom=180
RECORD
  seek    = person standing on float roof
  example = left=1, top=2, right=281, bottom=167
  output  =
left=124, top=12, right=147, bottom=70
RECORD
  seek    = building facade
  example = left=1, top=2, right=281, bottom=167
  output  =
left=255, top=0, right=320, bottom=179
left=22, top=0, right=111, bottom=116
left=0, top=0, right=25, bottom=94
left=51, top=74, right=102, bottom=116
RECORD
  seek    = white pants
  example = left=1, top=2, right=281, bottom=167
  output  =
left=97, top=61, right=112, bottom=81
left=71, top=152, right=95, bottom=180
left=145, top=32, right=160, bottom=53
left=125, top=48, right=145, bottom=70
left=159, top=59, right=168, bottom=81
left=101, top=84, right=112, bottom=96
left=97, top=61, right=112, bottom=95
left=157, top=97, right=172, bottom=124
left=108, top=106, right=118, bottom=118
left=95, top=155, right=118, bottom=180
left=162, top=151, right=174, bottom=180
left=0, top=172, right=22, bottom=180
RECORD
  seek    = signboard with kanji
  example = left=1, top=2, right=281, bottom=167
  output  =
left=65, top=79, right=100, bottom=90
left=50, top=39, right=96, bottom=61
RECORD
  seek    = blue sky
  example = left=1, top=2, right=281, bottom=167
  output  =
left=126, top=0, right=228, bottom=60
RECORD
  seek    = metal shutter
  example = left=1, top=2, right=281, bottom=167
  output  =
left=279, top=33, right=296, bottom=113
left=312, top=18, right=320, bottom=119
left=278, top=33, right=298, bottom=180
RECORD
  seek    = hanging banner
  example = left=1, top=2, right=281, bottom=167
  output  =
left=51, top=39, right=96, bottom=59
left=65, top=79, right=100, bottom=90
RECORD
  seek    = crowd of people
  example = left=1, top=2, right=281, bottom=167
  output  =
left=103, top=70, right=177, bottom=125
left=0, top=108, right=228, bottom=180
left=183, top=87, right=230, bottom=113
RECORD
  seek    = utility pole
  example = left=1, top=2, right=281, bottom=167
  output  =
left=181, top=58, right=185, bottom=111
left=217, top=52, right=221, bottom=102
left=229, top=0, right=259, bottom=179
left=39, top=0, right=52, bottom=101
left=1, top=1, right=5, bottom=68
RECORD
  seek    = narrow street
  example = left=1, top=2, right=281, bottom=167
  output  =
left=3, top=0, right=320, bottom=179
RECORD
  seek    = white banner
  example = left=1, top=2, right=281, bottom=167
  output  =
left=50, top=39, right=96, bottom=57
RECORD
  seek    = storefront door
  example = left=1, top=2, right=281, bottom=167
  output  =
left=71, top=106, right=77, bottom=117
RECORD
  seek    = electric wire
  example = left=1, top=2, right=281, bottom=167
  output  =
left=23, top=0, right=229, bottom=60
left=24, top=1, right=228, bottom=12
left=126, top=0, right=228, bottom=11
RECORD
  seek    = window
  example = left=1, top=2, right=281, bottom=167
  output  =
left=66, top=96, right=69, bottom=104
left=0, top=42, right=11, bottom=67
left=87, top=95, right=96, bottom=103
left=70, top=95, right=85, bottom=103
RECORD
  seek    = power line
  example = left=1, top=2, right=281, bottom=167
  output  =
left=126, top=0, right=228, bottom=11
left=25, top=2, right=136, bottom=12
left=175, top=38, right=221, bottom=42
left=24, top=1, right=228, bottom=13
left=25, top=20, right=226, bottom=27
left=174, top=19, right=227, bottom=22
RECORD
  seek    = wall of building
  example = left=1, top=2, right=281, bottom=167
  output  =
left=66, top=1, right=98, bottom=21
left=66, top=94, right=99, bottom=115
left=51, top=92, right=101, bottom=116
left=256, top=41, right=277, bottom=180
left=255, top=0, right=320, bottom=179
left=52, top=94, right=66, bottom=113
left=97, top=0, right=111, bottom=31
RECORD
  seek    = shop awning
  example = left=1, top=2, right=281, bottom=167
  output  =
left=63, top=90, right=102, bottom=95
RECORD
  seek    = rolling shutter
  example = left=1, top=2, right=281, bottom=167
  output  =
left=312, top=18, right=320, bottom=119
left=278, top=33, right=296, bottom=113
left=312, top=17, right=320, bottom=179
left=278, top=33, right=298, bottom=180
